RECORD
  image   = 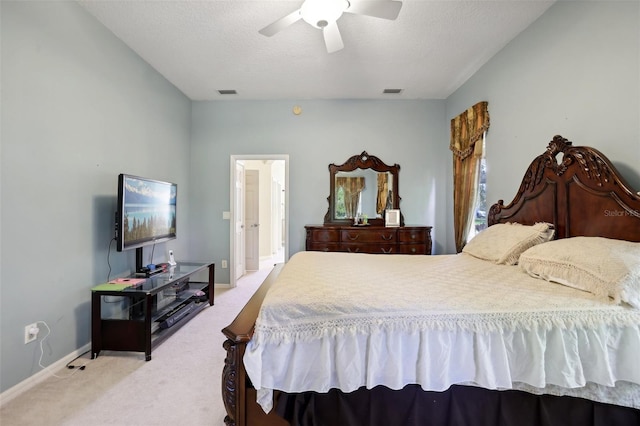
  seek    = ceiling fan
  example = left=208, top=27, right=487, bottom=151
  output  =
left=259, top=0, right=403, bottom=53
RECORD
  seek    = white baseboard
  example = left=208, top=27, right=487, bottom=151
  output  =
left=0, top=343, right=91, bottom=407
left=2, top=281, right=232, bottom=407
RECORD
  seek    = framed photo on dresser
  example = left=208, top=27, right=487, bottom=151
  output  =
left=385, top=209, right=400, bottom=227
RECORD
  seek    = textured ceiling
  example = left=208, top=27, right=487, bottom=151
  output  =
left=78, top=0, right=555, bottom=101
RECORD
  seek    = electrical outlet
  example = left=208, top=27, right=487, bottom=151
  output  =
left=24, top=323, right=40, bottom=344
left=221, top=260, right=228, bottom=269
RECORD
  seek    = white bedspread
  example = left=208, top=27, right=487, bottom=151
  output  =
left=244, top=251, right=640, bottom=412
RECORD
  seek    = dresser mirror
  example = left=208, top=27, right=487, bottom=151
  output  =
left=323, top=151, right=403, bottom=226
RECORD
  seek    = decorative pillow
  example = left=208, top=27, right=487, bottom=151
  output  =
left=519, top=237, right=640, bottom=308
left=462, top=222, right=554, bottom=265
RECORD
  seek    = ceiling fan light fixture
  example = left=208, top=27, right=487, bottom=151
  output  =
left=259, top=0, right=402, bottom=53
left=300, top=0, right=349, bottom=29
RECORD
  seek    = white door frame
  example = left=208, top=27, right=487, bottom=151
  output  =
left=233, top=160, right=246, bottom=281
left=230, top=154, right=289, bottom=288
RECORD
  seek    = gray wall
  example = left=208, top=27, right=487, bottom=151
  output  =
left=189, top=100, right=448, bottom=284
left=1, top=1, right=191, bottom=392
left=2, top=0, right=639, bottom=395
left=446, top=1, right=640, bottom=246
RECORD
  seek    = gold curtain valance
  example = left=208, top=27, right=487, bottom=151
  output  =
left=335, top=176, right=365, bottom=194
left=450, top=101, right=490, bottom=160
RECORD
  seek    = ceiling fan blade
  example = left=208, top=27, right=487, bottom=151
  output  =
left=259, top=9, right=302, bottom=37
left=323, top=21, right=344, bottom=53
left=345, top=0, right=402, bottom=20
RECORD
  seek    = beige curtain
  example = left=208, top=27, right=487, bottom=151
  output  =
left=450, top=101, right=490, bottom=252
left=336, top=176, right=365, bottom=218
left=376, top=173, right=389, bottom=215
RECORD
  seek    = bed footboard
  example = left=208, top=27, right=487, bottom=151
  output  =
left=221, top=264, right=288, bottom=426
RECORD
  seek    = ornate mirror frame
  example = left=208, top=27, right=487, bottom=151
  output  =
left=324, top=151, right=403, bottom=226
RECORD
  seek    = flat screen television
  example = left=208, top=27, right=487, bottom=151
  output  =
left=116, top=174, right=177, bottom=262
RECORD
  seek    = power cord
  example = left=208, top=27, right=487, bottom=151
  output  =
left=150, top=243, right=156, bottom=266
left=66, top=348, right=91, bottom=370
left=106, top=237, right=116, bottom=283
left=104, top=237, right=123, bottom=303
left=35, top=321, right=88, bottom=379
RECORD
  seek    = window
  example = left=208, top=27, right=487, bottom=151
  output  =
left=468, top=139, right=487, bottom=240
left=335, top=187, right=362, bottom=219
left=335, top=187, right=346, bottom=218
left=450, top=101, right=489, bottom=251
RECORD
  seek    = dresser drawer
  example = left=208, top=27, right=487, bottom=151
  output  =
left=397, top=244, right=428, bottom=255
left=307, top=228, right=340, bottom=243
left=340, top=229, right=397, bottom=243
left=307, top=242, right=341, bottom=252
left=342, top=243, right=397, bottom=254
left=398, top=228, right=428, bottom=243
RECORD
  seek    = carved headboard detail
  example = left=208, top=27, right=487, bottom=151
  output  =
left=488, top=135, right=640, bottom=241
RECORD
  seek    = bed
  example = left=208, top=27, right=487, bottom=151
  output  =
left=222, top=135, right=640, bottom=426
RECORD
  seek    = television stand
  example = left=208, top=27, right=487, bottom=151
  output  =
left=91, top=261, right=214, bottom=361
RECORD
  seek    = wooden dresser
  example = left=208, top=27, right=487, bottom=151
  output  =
left=305, top=225, right=432, bottom=255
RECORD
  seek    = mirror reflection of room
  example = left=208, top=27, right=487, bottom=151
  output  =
left=324, top=151, right=401, bottom=227
left=334, top=170, right=393, bottom=220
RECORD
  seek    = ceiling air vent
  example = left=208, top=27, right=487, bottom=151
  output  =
left=383, top=89, right=403, bottom=94
left=218, top=90, right=237, bottom=95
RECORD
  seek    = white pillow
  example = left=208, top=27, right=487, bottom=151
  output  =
left=462, top=222, right=554, bottom=265
left=519, top=237, right=640, bottom=308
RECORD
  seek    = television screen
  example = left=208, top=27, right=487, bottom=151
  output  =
left=116, top=174, right=177, bottom=252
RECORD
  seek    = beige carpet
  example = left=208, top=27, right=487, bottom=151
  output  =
left=1, top=266, right=273, bottom=426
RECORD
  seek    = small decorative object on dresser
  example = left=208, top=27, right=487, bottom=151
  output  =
left=385, top=209, right=400, bottom=227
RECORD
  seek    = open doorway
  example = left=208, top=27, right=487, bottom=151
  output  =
left=229, top=155, right=289, bottom=288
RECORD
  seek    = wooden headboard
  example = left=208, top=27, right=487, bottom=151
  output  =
left=488, top=135, right=640, bottom=242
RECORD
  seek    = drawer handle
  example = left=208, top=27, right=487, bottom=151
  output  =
left=411, top=234, right=416, bottom=240
left=347, top=247, right=361, bottom=253
left=411, top=247, right=416, bottom=253
left=381, top=234, right=393, bottom=241
left=346, top=233, right=359, bottom=241
left=381, top=247, right=393, bottom=254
